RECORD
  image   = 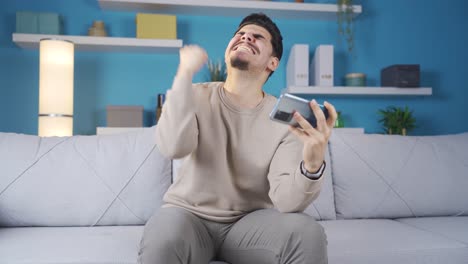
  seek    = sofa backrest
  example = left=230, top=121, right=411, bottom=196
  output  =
left=302, top=144, right=336, bottom=220
left=0, top=126, right=172, bottom=227
left=329, top=132, right=468, bottom=219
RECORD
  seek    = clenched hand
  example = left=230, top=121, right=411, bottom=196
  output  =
left=177, top=45, right=208, bottom=76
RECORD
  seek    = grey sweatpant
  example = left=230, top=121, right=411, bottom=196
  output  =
left=137, top=207, right=327, bottom=264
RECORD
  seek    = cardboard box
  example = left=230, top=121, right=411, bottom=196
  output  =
left=136, top=13, right=177, bottom=39
left=106, top=105, right=144, bottom=127
left=16, top=11, right=63, bottom=34
left=38, top=12, right=62, bottom=34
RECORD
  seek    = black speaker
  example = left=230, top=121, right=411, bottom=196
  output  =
left=381, top=64, right=420, bottom=87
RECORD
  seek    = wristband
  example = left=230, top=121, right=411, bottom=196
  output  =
left=300, top=160, right=326, bottom=179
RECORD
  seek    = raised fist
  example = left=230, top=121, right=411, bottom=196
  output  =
left=178, top=45, right=208, bottom=76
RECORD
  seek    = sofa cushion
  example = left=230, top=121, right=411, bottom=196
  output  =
left=0, top=226, right=230, bottom=264
left=320, top=219, right=468, bottom=264
left=173, top=144, right=337, bottom=221
left=396, top=216, right=468, bottom=245
left=329, top=132, right=468, bottom=219
left=0, top=126, right=172, bottom=227
left=0, top=226, right=144, bottom=264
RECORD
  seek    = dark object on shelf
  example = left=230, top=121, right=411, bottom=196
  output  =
left=381, top=64, right=420, bottom=88
left=155, top=93, right=165, bottom=123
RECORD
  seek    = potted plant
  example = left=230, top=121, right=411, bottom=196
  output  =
left=337, top=0, right=355, bottom=53
left=207, top=59, right=226, bottom=82
left=378, top=106, right=416, bottom=135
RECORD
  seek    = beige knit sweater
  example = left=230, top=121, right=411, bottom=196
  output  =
left=156, top=75, right=324, bottom=223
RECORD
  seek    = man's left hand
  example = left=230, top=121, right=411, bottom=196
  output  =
left=289, top=100, right=338, bottom=173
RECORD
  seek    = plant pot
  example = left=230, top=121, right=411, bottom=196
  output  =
left=334, top=111, right=345, bottom=128
left=345, top=73, right=366, bottom=87
left=402, top=128, right=407, bottom=136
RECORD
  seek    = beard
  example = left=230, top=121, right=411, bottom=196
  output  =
left=230, top=56, right=249, bottom=71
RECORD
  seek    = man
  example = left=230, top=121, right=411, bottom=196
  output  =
left=138, top=13, right=337, bottom=264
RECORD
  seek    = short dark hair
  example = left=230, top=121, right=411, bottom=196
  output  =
left=236, top=13, right=283, bottom=61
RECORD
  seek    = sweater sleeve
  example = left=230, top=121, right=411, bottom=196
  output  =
left=155, top=74, right=199, bottom=159
left=267, top=131, right=324, bottom=213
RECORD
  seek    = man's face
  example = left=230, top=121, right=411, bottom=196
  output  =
left=225, top=24, right=278, bottom=74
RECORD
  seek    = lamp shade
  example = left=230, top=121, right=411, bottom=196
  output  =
left=38, top=39, right=74, bottom=137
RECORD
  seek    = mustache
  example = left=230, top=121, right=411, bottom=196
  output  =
left=232, top=41, right=259, bottom=54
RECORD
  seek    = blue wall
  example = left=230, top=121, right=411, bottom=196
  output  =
left=1, top=0, right=467, bottom=135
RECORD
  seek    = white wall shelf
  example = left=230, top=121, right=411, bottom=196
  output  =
left=12, top=33, right=183, bottom=53
left=98, top=0, right=362, bottom=20
left=286, top=86, right=433, bottom=96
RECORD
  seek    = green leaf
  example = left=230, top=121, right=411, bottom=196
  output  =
left=377, top=105, right=417, bottom=135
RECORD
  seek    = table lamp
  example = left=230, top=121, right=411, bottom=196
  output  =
left=38, top=39, right=74, bottom=137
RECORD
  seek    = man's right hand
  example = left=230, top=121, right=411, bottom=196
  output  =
left=178, top=45, right=208, bottom=76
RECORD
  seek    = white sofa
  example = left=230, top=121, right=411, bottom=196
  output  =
left=1, top=126, right=467, bottom=264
